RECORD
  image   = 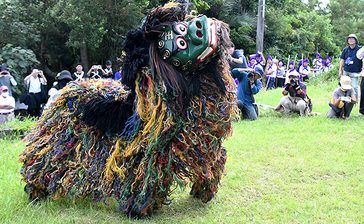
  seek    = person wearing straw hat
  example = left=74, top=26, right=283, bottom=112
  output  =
left=276, top=71, right=311, bottom=116
left=327, top=75, right=356, bottom=119
left=338, top=34, right=363, bottom=99
left=231, top=68, right=263, bottom=120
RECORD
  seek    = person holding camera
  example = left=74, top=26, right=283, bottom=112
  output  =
left=338, top=34, right=363, bottom=99
left=231, top=68, right=263, bottom=120
left=0, top=86, right=15, bottom=124
left=327, top=76, right=356, bottom=119
left=276, top=72, right=311, bottom=116
left=0, top=64, right=17, bottom=96
left=23, top=68, right=47, bottom=117
left=87, top=65, right=105, bottom=79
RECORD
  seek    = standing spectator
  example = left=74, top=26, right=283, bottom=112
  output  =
left=356, top=46, right=364, bottom=115
left=327, top=76, right=356, bottom=119
left=44, top=70, right=73, bottom=110
left=276, top=60, right=286, bottom=88
left=264, top=56, right=277, bottom=90
left=72, top=63, right=88, bottom=81
left=0, top=64, right=17, bottom=96
left=312, top=52, right=322, bottom=76
left=231, top=68, right=263, bottom=120
left=103, top=60, right=113, bottom=79
left=228, top=47, right=248, bottom=69
left=114, top=67, right=123, bottom=81
left=24, top=68, right=47, bottom=117
left=285, top=61, right=300, bottom=84
left=0, top=86, right=15, bottom=124
left=338, top=33, right=363, bottom=99
left=254, top=52, right=266, bottom=67
left=326, top=57, right=334, bottom=70
left=299, top=58, right=311, bottom=82
left=87, top=65, right=104, bottom=79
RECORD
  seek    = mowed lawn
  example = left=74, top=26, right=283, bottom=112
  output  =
left=1, top=79, right=364, bottom=223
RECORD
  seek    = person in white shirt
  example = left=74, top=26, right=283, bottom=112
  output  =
left=72, top=64, right=88, bottom=81
left=264, top=56, right=277, bottom=90
left=23, top=68, right=47, bottom=117
left=103, top=60, right=113, bottom=79
left=0, top=86, right=15, bottom=124
left=299, top=59, right=311, bottom=82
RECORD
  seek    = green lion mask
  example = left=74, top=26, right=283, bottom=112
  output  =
left=158, top=15, right=220, bottom=73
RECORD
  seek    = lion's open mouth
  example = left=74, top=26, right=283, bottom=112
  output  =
left=196, top=18, right=219, bottom=63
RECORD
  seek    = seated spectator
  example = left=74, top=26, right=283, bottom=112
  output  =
left=44, top=70, right=73, bottom=110
left=327, top=76, right=356, bottom=119
left=103, top=60, right=113, bottom=79
left=231, top=68, right=263, bottom=120
left=276, top=72, right=311, bottom=116
left=0, top=86, right=15, bottom=124
left=72, top=64, right=88, bottom=81
left=114, top=67, right=123, bottom=81
left=0, top=64, right=17, bottom=96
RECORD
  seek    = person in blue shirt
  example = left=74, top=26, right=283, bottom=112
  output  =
left=231, top=68, right=263, bottom=120
left=114, top=67, right=122, bottom=81
left=229, top=48, right=248, bottom=69
left=338, top=33, right=363, bottom=99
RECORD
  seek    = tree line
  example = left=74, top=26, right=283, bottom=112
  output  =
left=0, top=0, right=363, bottom=95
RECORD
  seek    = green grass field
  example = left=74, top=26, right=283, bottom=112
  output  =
left=1, top=79, right=364, bottom=223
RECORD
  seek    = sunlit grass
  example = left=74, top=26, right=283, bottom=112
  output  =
left=1, top=79, right=364, bottom=223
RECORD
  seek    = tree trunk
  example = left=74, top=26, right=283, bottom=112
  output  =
left=256, top=0, right=265, bottom=53
left=80, top=40, right=89, bottom=71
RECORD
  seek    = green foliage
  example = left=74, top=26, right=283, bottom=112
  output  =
left=0, top=44, right=39, bottom=96
left=329, top=0, right=364, bottom=47
left=264, top=1, right=339, bottom=58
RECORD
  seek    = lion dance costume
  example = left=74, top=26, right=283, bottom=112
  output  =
left=20, top=2, right=237, bottom=217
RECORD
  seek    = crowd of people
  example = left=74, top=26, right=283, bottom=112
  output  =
left=1, top=33, right=364, bottom=124
left=229, top=33, right=364, bottom=120
left=0, top=60, right=123, bottom=124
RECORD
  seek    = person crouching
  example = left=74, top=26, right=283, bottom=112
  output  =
left=276, top=72, right=311, bottom=116
left=327, top=76, right=356, bottom=119
left=231, top=68, right=263, bottom=120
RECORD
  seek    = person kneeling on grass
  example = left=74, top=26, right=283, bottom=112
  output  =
left=275, top=72, right=312, bottom=116
left=327, top=75, right=356, bottom=119
left=231, top=68, right=262, bottom=120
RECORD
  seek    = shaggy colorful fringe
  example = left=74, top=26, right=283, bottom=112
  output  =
left=20, top=63, right=236, bottom=217
left=20, top=3, right=238, bottom=217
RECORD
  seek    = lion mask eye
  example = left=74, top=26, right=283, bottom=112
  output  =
left=176, top=37, right=188, bottom=50
left=175, top=23, right=188, bottom=35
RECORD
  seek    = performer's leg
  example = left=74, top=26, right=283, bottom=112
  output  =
left=190, top=147, right=227, bottom=203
